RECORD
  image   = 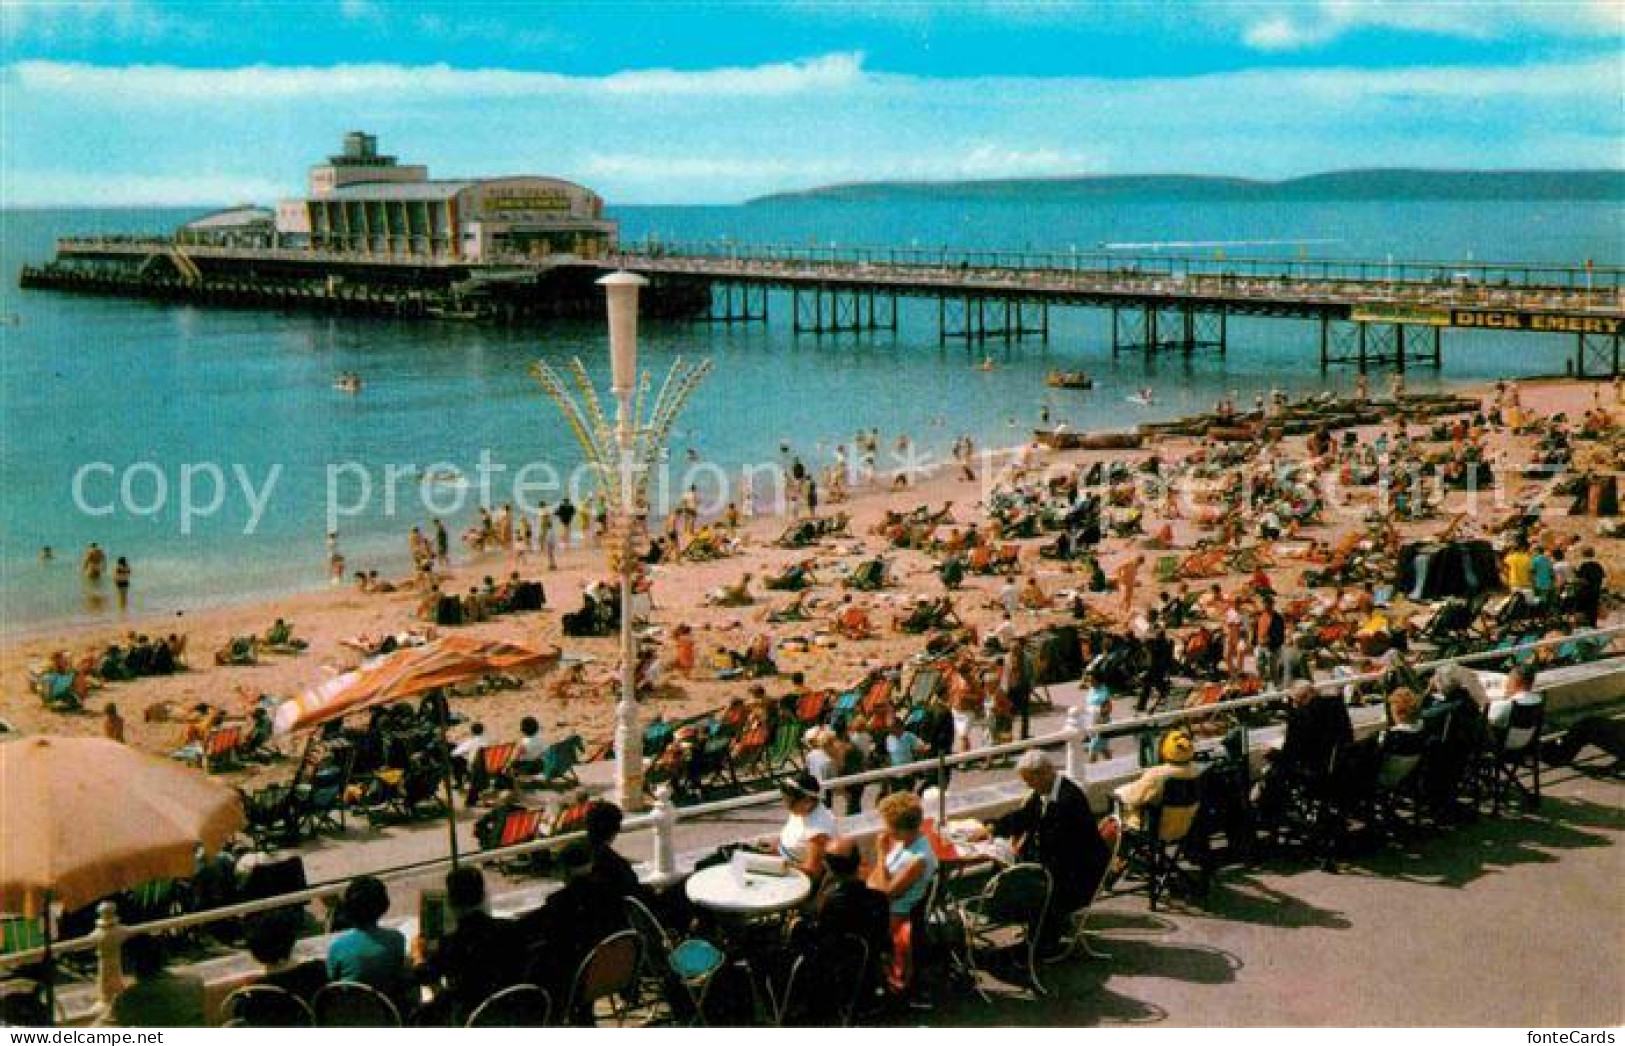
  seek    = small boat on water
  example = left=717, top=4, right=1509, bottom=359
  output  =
left=1125, top=389, right=1156, bottom=406
left=420, top=467, right=466, bottom=486
left=333, top=371, right=363, bottom=393
left=1034, top=428, right=1144, bottom=450
left=1045, top=370, right=1094, bottom=390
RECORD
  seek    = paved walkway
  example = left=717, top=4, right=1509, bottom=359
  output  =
left=904, top=762, right=1624, bottom=1027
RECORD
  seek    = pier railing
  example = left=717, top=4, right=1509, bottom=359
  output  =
left=615, top=238, right=1625, bottom=292
left=7, top=624, right=1621, bottom=1021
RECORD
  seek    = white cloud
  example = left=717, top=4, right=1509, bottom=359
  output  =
left=9, top=52, right=868, bottom=100
left=0, top=0, right=192, bottom=42
left=1237, top=0, right=1625, bottom=51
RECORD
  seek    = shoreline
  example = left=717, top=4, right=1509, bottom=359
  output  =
left=0, top=366, right=1531, bottom=640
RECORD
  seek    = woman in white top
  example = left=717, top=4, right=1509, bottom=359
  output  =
left=803, top=727, right=837, bottom=785
left=768, top=773, right=837, bottom=879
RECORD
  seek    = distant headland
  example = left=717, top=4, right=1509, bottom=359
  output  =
left=748, top=169, right=1625, bottom=205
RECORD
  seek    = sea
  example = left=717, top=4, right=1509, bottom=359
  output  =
left=2, top=197, right=1620, bottom=630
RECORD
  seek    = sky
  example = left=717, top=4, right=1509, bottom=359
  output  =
left=1, top=0, right=1621, bottom=205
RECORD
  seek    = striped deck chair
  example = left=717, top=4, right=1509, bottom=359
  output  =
left=548, top=798, right=595, bottom=838
left=967, top=545, right=996, bottom=574
left=729, top=721, right=773, bottom=782
left=795, top=689, right=830, bottom=724
left=496, top=808, right=545, bottom=848
left=767, top=718, right=805, bottom=773
left=481, top=742, right=519, bottom=779
left=994, top=544, right=1022, bottom=573
left=1, top=916, right=45, bottom=958
left=202, top=724, right=245, bottom=772
left=860, top=677, right=895, bottom=719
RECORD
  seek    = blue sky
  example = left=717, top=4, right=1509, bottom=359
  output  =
left=2, top=0, right=1621, bottom=204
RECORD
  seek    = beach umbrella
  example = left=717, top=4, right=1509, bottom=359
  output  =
left=271, top=636, right=559, bottom=864
left=0, top=735, right=246, bottom=1024
left=0, top=735, right=245, bottom=916
left=272, top=635, right=559, bottom=735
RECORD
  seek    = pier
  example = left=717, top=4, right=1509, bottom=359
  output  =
left=27, top=236, right=1625, bottom=375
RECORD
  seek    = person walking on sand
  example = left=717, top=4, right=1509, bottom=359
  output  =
left=1115, top=554, right=1144, bottom=618
left=113, top=556, right=132, bottom=611
left=555, top=497, right=577, bottom=547
left=537, top=505, right=558, bottom=571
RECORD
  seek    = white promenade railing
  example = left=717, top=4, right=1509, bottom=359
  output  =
left=7, top=624, right=1622, bottom=1017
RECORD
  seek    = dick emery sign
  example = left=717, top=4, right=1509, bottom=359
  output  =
left=1352, top=305, right=1621, bottom=336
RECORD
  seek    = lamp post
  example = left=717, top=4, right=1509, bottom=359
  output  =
left=532, top=273, right=711, bottom=811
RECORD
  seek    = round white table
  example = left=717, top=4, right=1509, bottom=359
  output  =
left=685, top=864, right=812, bottom=917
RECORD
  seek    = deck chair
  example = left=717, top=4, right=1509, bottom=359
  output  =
left=1118, top=774, right=1205, bottom=911
left=959, top=863, right=1053, bottom=999
left=729, top=722, right=773, bottom=782
left=486, top=807, right=545, bottom=868
left=0, top=915, right=45, bottom=958
left=830, top=690, right=861, bottom=726
left=221, top=985, right=313, bottom=1028
left=1481, top=700, right=1544, bottom=815
left=299, top=756, right=352, bottom=836
left=538, top=735, right=586, bottom=786
left=1153, top=555, right=1180, bottom=583
left=481, top=742, right=519, bottom=782
left=546, top=798, right=596, bottom=839
left=767, top=719, right=805, bottom=773
left=465, top=984, right=551, bottom=1028
left=994, top=544, right=1022, bottom=573
left=566, top=930, right=642, bottom=1027
left=794, top=689, right=829, bottom=724
left=200, top=724, right=245, bottom=772
left=967, top=546, right=996, bottom=574
left=312, top=982, right=401, bottom=1028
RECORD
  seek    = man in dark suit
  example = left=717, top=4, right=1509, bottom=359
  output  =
left=514, top=841, right=631, bottom=1021
left=991, top=750, right=1110, bottom=957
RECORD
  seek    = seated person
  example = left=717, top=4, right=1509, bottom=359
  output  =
left=416, top=866, right=519, bottom=1020
left=584, top=800, right=651, bottom=903
left=788, top=838, right=890, bottom=1007
left=992, top=750, right=1110, bottom=955
left=708, top=573, right=755, bottom=607
left=1115, top=729, right=1202, bottom=832
left=1375, top=687, right=1428, bottom=789
left=1018, top=575, right=1051, bottom=610
left=866, top=792, right=938, bottom=997
left=247, top=910, right=328, bottom=1003
left=759, top=773, right=837, bottom=879
left=514, top=842, right=631, bottom=1021
left=1487, top=665, right=1542, bottom=736
left=512, top=716, right=547, bottom=775
left=104, top=934, right=205, bottom=1028
left=264, top=618, right=306, bottom=650
left=326, top=876, right=410, bottom=1009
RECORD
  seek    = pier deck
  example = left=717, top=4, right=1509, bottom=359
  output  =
left=33, top=236, right=1625, bottom=373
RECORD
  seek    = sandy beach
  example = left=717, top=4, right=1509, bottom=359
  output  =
left=5, top=376, right=1622, bottom=786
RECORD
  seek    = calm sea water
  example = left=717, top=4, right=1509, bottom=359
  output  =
left=2, top=198, right=1620, bottom=628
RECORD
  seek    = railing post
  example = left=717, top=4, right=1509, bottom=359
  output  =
left=1065, top=706, right=1087, bottom=782
left=651, top=784, right=678, bottom=880
left=94, top=900, right=126, bottom=1014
